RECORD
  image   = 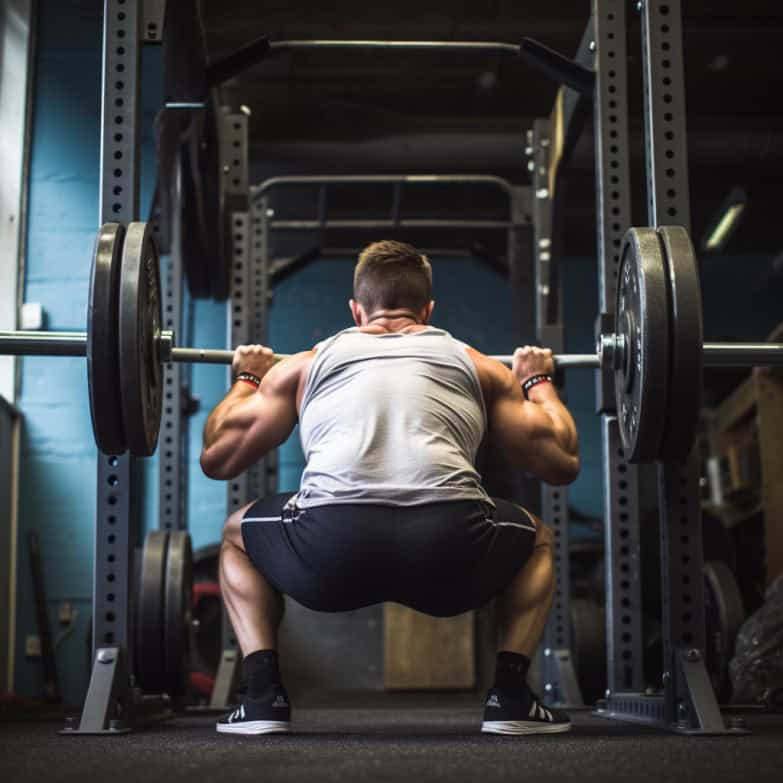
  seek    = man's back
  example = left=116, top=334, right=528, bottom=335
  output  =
left=295, top=327, right=489, bottom=508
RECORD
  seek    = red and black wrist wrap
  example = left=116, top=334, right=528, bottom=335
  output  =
left=522, top=374, right=553, bottom=400
left=235, top=372, right=261, bottom=389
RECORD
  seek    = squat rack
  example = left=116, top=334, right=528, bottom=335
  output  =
left=71, top=0, right=742, bottom=736
left=532, top=0, right=745, bottom=734
left=69, top=0, right=151, bottom=735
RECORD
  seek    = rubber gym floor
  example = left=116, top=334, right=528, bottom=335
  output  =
left=2, top=695, right=782, bottom=782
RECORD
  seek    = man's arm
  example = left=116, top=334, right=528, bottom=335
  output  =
left=200, top=346, right=310, bottom=480
left=470, top=346, right=579, bottom=485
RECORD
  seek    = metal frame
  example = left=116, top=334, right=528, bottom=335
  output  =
left=140, top=0, right=164, bottom=43
left=250, top=194, right=277, bottom=498
left=64, top=0, right=144, bottom=735
left=269, top=39, right=521, bottom=56
left=528, top=116, right=581, bottom=706
left=592, top=0, right=739, bottom=734
left=252, top=174, right=517, bottom=234
left=591, top=0, right=646, bottom=700
left=528, top=21, right=599, bottom=710
left=252, top=172, right=545, bottom=692
left=149, top=0, right=188, bottom=537
left=210, top=109, right=250, bottom=710
left=531, top=118, right=554, bottom=336
left=639, top=0, right=720, bottom=734
left=158, top=164, right=187, bottom=533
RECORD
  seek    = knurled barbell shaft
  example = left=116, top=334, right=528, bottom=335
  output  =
left=168, top=346, right=600, bottom=368
left=2, top=331, right=783, bottom=369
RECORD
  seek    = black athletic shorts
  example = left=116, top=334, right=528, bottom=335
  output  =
left=241, top=493, right=538, bottom=617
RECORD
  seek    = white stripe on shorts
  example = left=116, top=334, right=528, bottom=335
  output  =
left=493, top=520, right=537, bottom=534
left=242, top=516, right=282, bottom=523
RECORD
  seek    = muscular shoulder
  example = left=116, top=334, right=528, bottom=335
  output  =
left=464, top=346, right=516, bottom=405
left=261, top=350, right=316, bottom=402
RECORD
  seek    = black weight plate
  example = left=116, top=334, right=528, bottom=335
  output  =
left=118, top=222, right=163, bottom=456
left=704, top=561, right=746, bottom=703
left=164, top=531, right=193, bottom=707
left=615, top=228, right=670, bottom=463
left=152, top=108, right=186, bottom=255
left=203, top=93, right=228, bottom=300
left=136, top=531, right=169, bottom=694
left=88, top=224, right=126, bottom=455
left=570, top=599, right=607, bottom=705
left=163, top=1, right=208, bottom=102
left=657, top=226, right=704, bottom=461
left=178, top=141, right=212, bottom=299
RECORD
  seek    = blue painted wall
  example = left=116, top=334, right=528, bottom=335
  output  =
left=15, top=0, right=782, bottom=705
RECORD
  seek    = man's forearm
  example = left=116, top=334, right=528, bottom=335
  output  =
left=203, top=382, right=257, bottom=450
left=527, top=382, right=578, bottom=456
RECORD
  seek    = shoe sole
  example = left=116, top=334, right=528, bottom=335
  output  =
left=216, top=720, right=291, bottom=735
left=481, top=720, right=572, bottom=735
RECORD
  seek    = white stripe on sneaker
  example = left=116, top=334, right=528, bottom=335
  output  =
left=481, top=719, right=571, bottom=736
left=216, top=720, right=290, bottom=735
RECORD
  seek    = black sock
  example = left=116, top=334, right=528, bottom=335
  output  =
left=244, top=649, right=282, bottom=697
left=493, top=651, right=532, bottom=696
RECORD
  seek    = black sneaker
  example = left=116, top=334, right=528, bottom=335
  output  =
left=216, top=686, right=291, bottom=735
left=481, top=687, right=571, bottom=735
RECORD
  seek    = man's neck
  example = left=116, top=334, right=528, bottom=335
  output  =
left=361, top=310, right=428, bottom=334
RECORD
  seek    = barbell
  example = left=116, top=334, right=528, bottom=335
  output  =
left=3, top=333, right=777, bottom=371
left=1, top=222, right=781, bottom=461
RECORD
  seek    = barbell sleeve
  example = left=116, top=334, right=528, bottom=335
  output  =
left=702, top=342, right=783, bottom=367
left=0, top=331, right=88, bottom=357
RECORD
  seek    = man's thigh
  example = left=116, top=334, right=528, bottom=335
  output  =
left=223, top=492, right=297, bottom=550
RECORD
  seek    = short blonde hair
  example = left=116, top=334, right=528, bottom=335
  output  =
left=353, top=240, right=432, bottom=315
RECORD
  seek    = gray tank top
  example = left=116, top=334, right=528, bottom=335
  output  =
left=294, top=327, right=491, bottom=508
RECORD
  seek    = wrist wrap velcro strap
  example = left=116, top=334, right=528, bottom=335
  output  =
left=236, top=372, right=261, bottom=388
left=522, top=374, right=553, bottom=400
